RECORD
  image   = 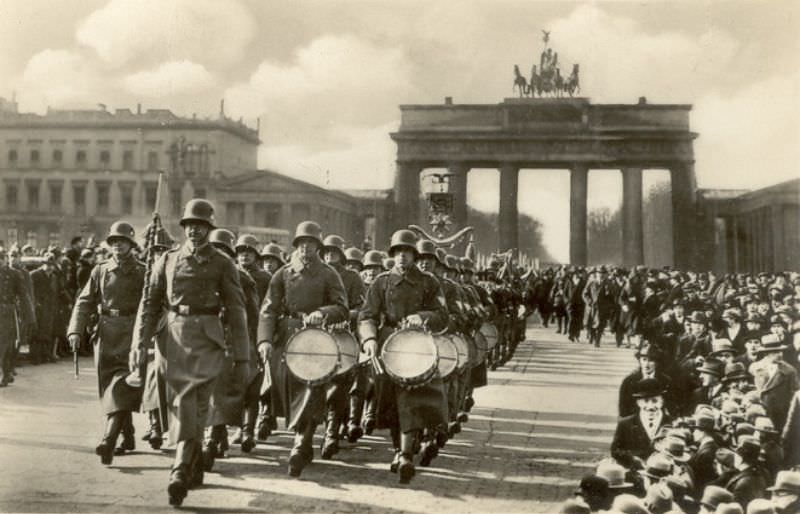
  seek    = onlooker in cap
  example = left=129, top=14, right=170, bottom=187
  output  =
left=643, top=482, right=675, bottom=514
left=690, top=411, right=721, bottom=494
left=596, top=460, right=635, bottom=503
left=744, top=498, right=776, bottom=514
left=767, top=470, right=800, bottom=514
left=753, top=416, right=783, bottom=482
left=691, top=358, right=726, bottom=412
left=574, top=474, right=611, bottom=512
left=710, top=448, right=738, bottom=489
left=618, top=343, right=673, bottom=418
left=698, top=485, right=735, bottom=514
left=611, top=378, right=673, bottom=469
left=725, top=435, right=768, bottom=508
left=753, top=334, right=799, bottom=430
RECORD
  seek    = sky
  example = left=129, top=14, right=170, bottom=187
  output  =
left=1, top=0, right=797, bottom=260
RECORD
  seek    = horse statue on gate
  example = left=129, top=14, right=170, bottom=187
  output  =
left=513, top=65, right=529, bottom=97
left=563, top=64, right=580, bottom=97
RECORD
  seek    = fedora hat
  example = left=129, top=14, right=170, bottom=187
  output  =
left=745, top=498, right=777, bottom=514
left=736, top=434, right=761, bottom=461
left=757, top=333, right=788, bottom=354
left=700, top=485, right=734, bottom=510
left=632, top=377, right=666, bottom=399
left=635, top=343, right=662, bottom=360
left=661, top=436, right=690, bottom=463
left=767, top=470, right=800, bottom=494
left=697, top=358, right=725, bottom=378
left=690, top=412, right=716, bottom=432
left=688, top=311, right=708, bottom=324
left=722, top=362, right=751, bottom=383
left=596, top=461, right=634, bottom=489
left=710, top=338, right=737, bottom=357
left=639, top=453, right=673, bottom=480
left=753, top=416, right=779, bottom=434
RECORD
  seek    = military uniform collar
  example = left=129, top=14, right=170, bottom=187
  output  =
left=289, top=252, right=321, bottom=274
left=389, top=265, right=419, bottom=285
left=180, top=241, right=214, bottom=263
left=106, top=252, right=135, bottom=272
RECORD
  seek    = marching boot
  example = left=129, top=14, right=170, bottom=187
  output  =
left=214, top=425, right=229, bottom=457
left=167, top=463, right=189, bottom=507
left=321, top=411, right=340, bottom=460
left=464, top=396, right=475, bottom=412
left=115, top=411, right=135, bottom=455
left=147, top=410, right=163, bottom=450
left=187, top=441, right=204, bottom=489
left=255, top=401, right=274, bottom=441
left=96, top=412, right=124, bottom=465
left=347, top=394, right=365, bottom=443
left=240, top=404, right=257, bottom=453
left=398, top=432, right=417, bottom=484
left=448, top=421, right=461, bottom=437
left=457, top=411, right=469, bottom=423
left=418, top=440, right=439, bottom=467
left=231, top=427, right=243, bottom=445
left=201, top=426, right=224, bottom=472
left=288, top=424, right=316, bottom=477
left=434, top=428, right=448, bottom=449
left=363, top=397, right=377, bottom=435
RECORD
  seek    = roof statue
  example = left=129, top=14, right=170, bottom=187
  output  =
left=512, top=31, right=580, bottom=98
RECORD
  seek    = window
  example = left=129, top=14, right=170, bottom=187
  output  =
left=27, top=183, right=39, bottom=210
left=99, top=150, right=110, bottom=167
left=170, top=188, right=182, bottom=216
left=30, top=149, right=40, bottom=167
left=227, top=202, right=245, bottom=225
left=255, top=202, right=282, bottom=227
left=49, top=184, right=62, bottom=211
left=122, top=150, right=134, bottom=170
left=76, top=150, right=87, bottom=166
left=144, top=183, right=157, bottom=211
left=96, top=183, right=110, bottom=213
left=120, top=184, right=133, bottom=215
left=147, top=151, right=159, bottom=171
left=52, top=149, right=63, bottom=165
left=73, top=184, right=86, bottom=215
left=8, top=149, right=17, bottom=166
left=5, top=185, right=17, bottom=209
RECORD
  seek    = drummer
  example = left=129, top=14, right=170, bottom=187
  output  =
left=256, top=243, right=285, bottom=440
left=319, top=234, right=366, bottom=457
left=459, top=257, right=490, bottom=415
left=359, top=249, right=389, bottom=435
left=257, top=221, right=348, bottom=477
left=443, top=254, right=474, bottom=434
left=358, top=229, right=448, bottom=484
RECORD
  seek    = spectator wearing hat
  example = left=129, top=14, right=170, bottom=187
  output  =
left=618, top=343, right=674, bottom=418
left=29, top=252, right=64, bottom=364
left=611, top=378, right=673, bottom=470
left=581, top=266, right=616, bottom=347
left=699, top=485, right=735, bottom=514
left=574, top=474, right=611, bottom=512
left=690, top=412, right=721, bottom=494
left=639, top=452, right=674, bottom=491
left=678, top=311, right=713, bottom=364
left=768, top=470, right=800, bottom=514
left=717, top=503, right=745, bottom=514
left=745, top=498, right=776, bottom=514
left=752, top=334, right=799, bottom=431
left=722, top=309, right=748, bottom=355
left=610, top=493, right=650, bottom=514
left=710, top=338, right=739, bottom=366
left=691, top=358, right=726, bottom=412
left=737, top=335, right=764, bottom=372
left=724, top=435, right=768, bottom=509
left=558, top=498, right=590, bottom=514
left=752, top=416, right=783, bottom=482
left=643, top=482, right=675, bottom=514
left=710, top=448, right=739, bottom=489
left=723, top=362, right=754, bottom=397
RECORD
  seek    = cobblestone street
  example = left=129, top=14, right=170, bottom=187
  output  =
left=0, top=324, right=633, bottom=513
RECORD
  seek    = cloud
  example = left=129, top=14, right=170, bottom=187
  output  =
left=123, top=60, right=216, bottom=97
left=76, top=0, right=254, bottom=69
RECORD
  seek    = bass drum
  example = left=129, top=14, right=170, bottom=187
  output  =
left=449, top=333, right=471, bottom=372
left=331, top=329, right=360, bottom=376
left=380, top=328, right=438, bottom=388
left=472, top=331, right=488, bottom=364
left=433, top=334, right=458, bottom=379
left=479, top=322, right=499, bottom=350
left=284, top=327, right=339, bottom=386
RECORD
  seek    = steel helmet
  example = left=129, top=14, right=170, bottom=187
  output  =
left=445, top=254, right=460, bottom=271
left=106, top=221, right=136, bottom=246
left=235, top=234, right=260, bottom=254
left=152, top=227, right=174, bottom=250
left=260, top=242, right=285, bottom=263
left=362, top=250, right=384, bottom=268
left=388, top=229, right=418, bottom=257
left=344, top=247, right=364, bottom=265
left=416, top=239, right=438, bottom=259
left=383, top=257, right=395, bottom=270
left=321, top=234, right=346, bottom=258
left=293, top=221, right=323, bottom=247
left=180, top=198, right=216, bottom=228
left=209, top=228, right=236, bottom=257
left=460, top=257, right=475, bottom=272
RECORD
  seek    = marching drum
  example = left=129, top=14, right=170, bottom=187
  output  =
left=479, top=322, right=499, bottom=350
left=433, top=334, right=458, bottom=379
left=284, top=327, right=340, bottom=385
left=331, top=329, right=360, bottom=376
left=449, top=333, right=471, bottom=372
left=380, top=328, right=438, bottom=387
left=472, top=331, right=489, bottom=364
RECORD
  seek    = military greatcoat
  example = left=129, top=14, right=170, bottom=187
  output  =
left=257, top=252, right=348, bottom=431
left=133, top=242, right=249, bottom=442
left=358, top=265, right=449, bottom=433
left=0, top=265, right=33, bottom=381
left=67, top=254, right=145, bottom=414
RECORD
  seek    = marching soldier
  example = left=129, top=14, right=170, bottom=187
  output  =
left=343, top=247, right=364, bottom=274
left=256, top=221, right=348, bottom=477
left=130, top=199, right=249, bottom=506
left=67, top=222, right=145, bottom=465
left=256, top=240, right=285, bottom=439
left=237, top=234, right=271, bottom=302
left=319, top=234, right=366, bottom=455
left=7, top=245, right=35, bottom=380
left=359, top=249, right=388, bottom=434
left=358, top=229, right=448, bottom=484
left=260, top=242, right=285, bottom=275
left=0, top=246, right=33, bottom=387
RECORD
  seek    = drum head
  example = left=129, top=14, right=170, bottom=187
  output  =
left=285, top=328, right=339, bottom=384
left=449, top=333, right=470, bottom=371
left=381, top=329, right=437, bottom=385
left=332, top=330, right=359, bottom=376
left=480, top=322, right=499, bottom=350
left=434, top=334, right=458, bottom=379
left=473, top=331, right=488, bottom=363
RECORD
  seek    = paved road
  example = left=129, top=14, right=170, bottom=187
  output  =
left=0, top=324, right=633, bottom=513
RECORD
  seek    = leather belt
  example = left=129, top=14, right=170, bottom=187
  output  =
left=98, top=307, right=136, bottom=317
left=169, top=305, right=220, bottom=316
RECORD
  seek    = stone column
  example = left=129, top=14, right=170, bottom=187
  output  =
left=570, top=165, right=588, bottom=265
left=670, top=163, right=696, bottom=269
left=393, top=162, right=422, bottom=229
left=498, top=164, right=519, bottom=252
left=448, top=163, right=469, bottom=228
left=621, top=167, right=644, bottom=266
left=731, top=216, right=740, bottom=272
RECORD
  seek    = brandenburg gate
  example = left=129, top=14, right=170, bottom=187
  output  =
left=390, top=97, right=698, bottom=268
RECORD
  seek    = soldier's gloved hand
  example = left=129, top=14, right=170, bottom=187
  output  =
left=405, top=314, right=424, bottom=328
left=362, top=338, right=377, bottom=358
left=68, top=334, right=81, bottom=353
left=305, top=310, right=325, bottom=326
left=128, top=346, right=141, bottom=372
left=257, top=342, right=272, bottom=364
